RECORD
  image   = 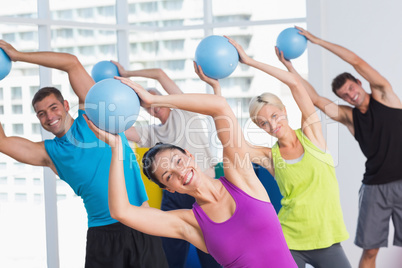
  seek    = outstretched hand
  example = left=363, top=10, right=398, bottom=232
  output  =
left=111, top=60, right=129, bottom=77
left=225, top=35, right=251, bottom=65
left=194, top=61, right=220, bottom=87
left=275, top=46, right=293, bottom=69
left=114, top=76, right=156, bottom=108
left=83, top=114, right=120, bottom=147
left=0, top=40, right=20, bottom=61
left=295, top=26, right=320, bottom=44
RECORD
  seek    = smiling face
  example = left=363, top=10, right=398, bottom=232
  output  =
left=153, top=149, right=200, bottom=193
left=34, top=93, right=71, bottom=137
left=256, top=104, right=288, bottom=138
left=335, top=79, right=367, bottom=107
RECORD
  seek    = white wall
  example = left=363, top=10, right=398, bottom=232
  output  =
left=306, top=0, right=402, bottom=267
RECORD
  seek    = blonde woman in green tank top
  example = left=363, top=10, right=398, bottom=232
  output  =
left=227, top=36, right=351, bottom=268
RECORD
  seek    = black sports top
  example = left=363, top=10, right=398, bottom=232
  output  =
left=353, top=96, right=402, bottom=185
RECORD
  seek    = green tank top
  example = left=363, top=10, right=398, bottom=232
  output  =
left=272, top=129, right=349, bottom=250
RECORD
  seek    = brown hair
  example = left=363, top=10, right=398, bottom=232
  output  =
left=142, top=142, right=187, bottom=188
left=331, top=72, right=358, bottom=97
left=32, top=87, right=64, bottom=110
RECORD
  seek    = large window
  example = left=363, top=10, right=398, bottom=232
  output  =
left=0, top=1, right=306, bottom=267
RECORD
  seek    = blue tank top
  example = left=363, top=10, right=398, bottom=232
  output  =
left=44, top=110, right=148, bottom=227
left=192, top=177, right=296, bottom=268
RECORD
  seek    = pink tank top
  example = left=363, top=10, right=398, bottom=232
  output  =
left=192, top=177, right=296, bottom=268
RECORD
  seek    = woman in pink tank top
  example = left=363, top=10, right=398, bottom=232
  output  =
left=85, top=61, right=297, bottom=267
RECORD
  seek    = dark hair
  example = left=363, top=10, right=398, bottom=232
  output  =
left=142, top=142, right=186, bottom=189
left=32, top=87, right=64, bottom=109
left=331, top=72, right=358, bottom=96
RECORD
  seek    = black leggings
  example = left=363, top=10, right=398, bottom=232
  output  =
left=290, top=243, right=351, bottom=268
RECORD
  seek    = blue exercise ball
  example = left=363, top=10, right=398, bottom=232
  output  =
left=276, top=28, right=307, bottom=60
left=0, top=48, right=12, bottom=81
left=195, top=35, right=239, bottom=79
left=85, top=78, right=140, bottom=134
left=91, top=60, right=120, bottom=83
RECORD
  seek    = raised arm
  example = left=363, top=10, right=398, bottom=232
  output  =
left=193, top=61, right=222, bottom=96
left=274, top=45, right=355, bottom=134
left=0, top=124, right=56, bottom=173
left=112, top=64, right=182, bottom=142
left=0, top=40, right=94, bottom=108
left=116, top=75, right=263, bottom=194
left=191, top=61, right=222, bottom=96
left=84, top=115, right=207, bottom=252
left=111, top=61, right=182, bottom=95
left=117, top=76, right=238, bottom=154
left=115, top=62, right=222, bottom=142
left=227, top=36, right=325, bottom=147
left=296, top=26, right=398, bottom=106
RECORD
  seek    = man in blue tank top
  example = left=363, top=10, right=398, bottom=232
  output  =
left=0, top=40, right=168, bottom=267
left=275, top=27, right=402, bottom=268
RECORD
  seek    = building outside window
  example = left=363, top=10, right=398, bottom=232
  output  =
left=0, top=1, right=307, bottom=267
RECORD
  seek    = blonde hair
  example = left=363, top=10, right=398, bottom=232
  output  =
left=249, top=92, right=285, bottom=124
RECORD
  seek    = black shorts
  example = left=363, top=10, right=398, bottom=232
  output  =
left=85, top=222, right=168, bottom=268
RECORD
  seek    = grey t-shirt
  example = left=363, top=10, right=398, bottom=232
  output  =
left=135, top=109, right=215, bottom=172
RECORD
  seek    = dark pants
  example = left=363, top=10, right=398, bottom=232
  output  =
left=161, top=190, right=221, bottom=268
left=85, top=222, right=168, bottom=268
left=290, top=243, right=351, bottom=268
